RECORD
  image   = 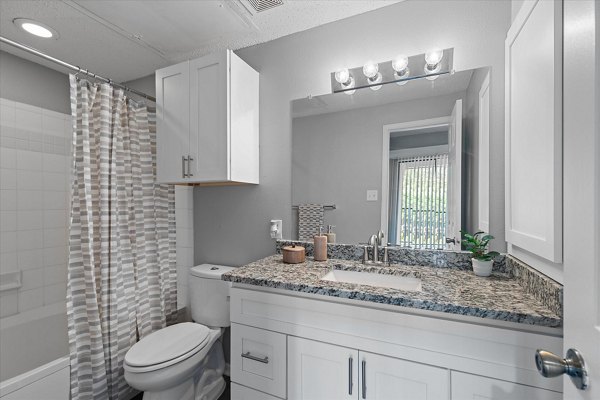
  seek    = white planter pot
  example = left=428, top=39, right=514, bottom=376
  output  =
left=472, top=258, right=493, bottom=277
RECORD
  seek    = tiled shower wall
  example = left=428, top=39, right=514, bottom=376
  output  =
left=0, top=98, right=71, bottom=318
left=175, top=186, right=194, bottom=312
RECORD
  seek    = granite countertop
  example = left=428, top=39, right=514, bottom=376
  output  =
left=222, top=255, right=562, bottom=328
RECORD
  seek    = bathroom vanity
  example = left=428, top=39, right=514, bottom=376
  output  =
left=223, top=251, right=563, bottom=400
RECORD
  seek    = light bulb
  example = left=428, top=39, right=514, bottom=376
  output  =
left=392, top=55, right=409, bottom=73
left=334, top=68, right=350, bottom=85
left=369, top=72, right=383, bottom=91
left=363, top=61, right=379, bottom=79
left=425, top=48, right=444, bottom=66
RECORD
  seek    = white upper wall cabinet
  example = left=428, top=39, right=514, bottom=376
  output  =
left=505, top=0, right=562, bottom=262
left=156, top=49, right=259, bottom=185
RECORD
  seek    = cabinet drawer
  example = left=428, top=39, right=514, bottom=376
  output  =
left=231, top=383, right=283, bottom=400
left=231, top=323, right=286, bottom=398
left=451, top=371, right=562, bottom=400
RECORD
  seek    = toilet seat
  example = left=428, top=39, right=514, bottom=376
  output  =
left=124, top=322, right=211, bottom=373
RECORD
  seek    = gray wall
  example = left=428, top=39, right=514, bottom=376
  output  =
left=0, top=50, right=69, bottom=113
left=292, top=92, right=464, bottom=244
left=194, top=0, right=511, bottom=266
left=390, top=131, right=448, bottom=151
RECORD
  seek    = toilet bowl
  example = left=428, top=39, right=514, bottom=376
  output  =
left=124, top=264, right=235, bottom=400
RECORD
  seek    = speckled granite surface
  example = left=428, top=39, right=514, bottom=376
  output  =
left=222, top=255, right=562, bottom=328
left=276, top=240, right=509, bottom=273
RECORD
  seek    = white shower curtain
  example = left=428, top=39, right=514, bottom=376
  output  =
left=66, top=75, right=177, bottom=400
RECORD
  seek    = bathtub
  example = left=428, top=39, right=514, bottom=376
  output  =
left=0, top=303, right=69, bottom=399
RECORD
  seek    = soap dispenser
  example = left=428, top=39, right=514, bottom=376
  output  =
left=325, top=225, right=336, bottom=244
left=313, top=226, right=328, bottom=261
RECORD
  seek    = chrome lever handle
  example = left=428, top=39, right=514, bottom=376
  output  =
left=241, top=351, right=269, bottom=364
left=535, top=348, right=588, bottom=390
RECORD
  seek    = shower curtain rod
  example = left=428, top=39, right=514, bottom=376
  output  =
left=0, top=36, right=157, bottom=102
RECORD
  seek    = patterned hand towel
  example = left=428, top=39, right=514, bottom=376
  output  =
left=298, top=204, right=324, bottom=241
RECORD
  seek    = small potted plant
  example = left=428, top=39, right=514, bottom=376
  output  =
left=461, top=231, right=500, bottom=277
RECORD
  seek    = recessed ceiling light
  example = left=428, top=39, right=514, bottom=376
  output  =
left=13, top=18, right=59, bottom=39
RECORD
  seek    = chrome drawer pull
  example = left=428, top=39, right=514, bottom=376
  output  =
left=348, top=357, right=353, bottom=395
left=362, top=360, right=366, bottom=399
left=242, top=352, right=269, bottom=364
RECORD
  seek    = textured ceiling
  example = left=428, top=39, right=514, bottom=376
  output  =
left=0, top=0, right=402, bottom=82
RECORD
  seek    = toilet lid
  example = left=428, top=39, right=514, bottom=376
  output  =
left=125, top=322, right=210, bottom=367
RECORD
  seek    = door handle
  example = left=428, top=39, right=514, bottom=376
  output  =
left=187, top=156, right=194, bottom=178
left=361, top=360, right=366, bottom=399
left=348, top=357, right=353, bottom=395
left=181, top=156, right=188, bottom=178
left=535, top=348, right=588, bottom=390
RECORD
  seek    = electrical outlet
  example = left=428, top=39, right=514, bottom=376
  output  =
left=367, top=190, right=378, bottom=201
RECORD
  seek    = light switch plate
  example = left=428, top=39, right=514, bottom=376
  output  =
left=366, top=190, right=378, bottom=201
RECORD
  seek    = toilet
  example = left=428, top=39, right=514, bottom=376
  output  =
left=124, top=264, right=235, bottom=400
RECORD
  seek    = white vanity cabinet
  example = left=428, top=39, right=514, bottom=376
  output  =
left=229, top=287, right=562, bottom=400
left=155, top=49, right=259, bottom=185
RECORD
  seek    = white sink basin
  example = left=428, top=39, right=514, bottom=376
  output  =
left=321, top=269, right=422, bottom=292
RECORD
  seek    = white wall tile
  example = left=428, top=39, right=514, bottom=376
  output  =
left=0, top=147, right=16, bottom=169
left=42, top=115, right=66, bottom=136
left=0, top=190, right=17, bottom=211
left=0, top=292, right=18, bottom=318
left=43, top=191, right=67, bottom=210
left=0, top=102, right=16, bottom=129
left=21, top=267, right=44, bottom=291
left=43, top=209, right=67, bottom=228
left=176, top=228, right=193, bottom=248
left=17, top=191, right=43, bottom=211
left=43, top=246, right=67, bottom=267
left=0, top=231, right=17, bottom=254
left=43, top=172, right=67, bottom=192
left=16, top=170, right=42, bottom=191
left=18, top=249, right=43, bottom=270
left=15, top=108, right=42, bottom=134
left=0, top=252, right=17, bottom=274
left=18, top=287, right=44, bottom=312
left=43, top=153, right=67, bottom=173
left=0, top=169, right=17, bottom=190
left=17, top=229, right=43, bottom=251
left=43, top=228, right=67, bottom=248
left=17, top=210, right=43, bottom=230
left=0, top=210, right=17, bottom=231
left=44, top=264, right=66, bottom=286
left=0, top=136, right=16, bottom=148
left=44, top=281, right=66, bottom=305
left=16, top=150, right=42, bottom=171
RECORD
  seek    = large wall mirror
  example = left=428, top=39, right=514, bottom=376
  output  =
left=291, top=67, right=491, bottom=248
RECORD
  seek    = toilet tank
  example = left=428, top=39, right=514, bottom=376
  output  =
left=189, top=264, right=235, bottom=327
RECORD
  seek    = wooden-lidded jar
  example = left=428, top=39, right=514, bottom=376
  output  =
left=282, top=244, right=306, bottom=264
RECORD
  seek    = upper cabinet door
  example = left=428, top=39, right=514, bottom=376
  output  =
left=189, top=51, right=229, bottom=182
left=505, top=0, right=562, bottom=262
left=360, top=351, right=449, bottom=400
left=155, top=61, right=189, bottom=183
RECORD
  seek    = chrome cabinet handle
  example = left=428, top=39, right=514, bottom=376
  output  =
left=348, top=357, right=353, bottom=395
left=181, top=156, right=188, bottom=178
left=536, top=348, right=588, bottom=390
left=187, top=156, right=193, bottom=177
left=241, top=351, right=269, bottom=364
left=361, top=360, right=366, bottom=399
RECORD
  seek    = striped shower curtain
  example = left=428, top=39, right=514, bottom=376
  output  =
left=66, top=75, right=177, bottom=399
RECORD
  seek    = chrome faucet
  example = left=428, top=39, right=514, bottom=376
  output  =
left=368, top=234, right=379, bottom=263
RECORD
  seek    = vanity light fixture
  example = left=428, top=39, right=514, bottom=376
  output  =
left=334, top=68, right=356, bottom=95
left=13, top=18, right=58, bottom=39
left=330, top=48, right=453, bottom=93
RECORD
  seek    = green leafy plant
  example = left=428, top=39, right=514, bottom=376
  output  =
left=461, top=231, right=500, bottom=261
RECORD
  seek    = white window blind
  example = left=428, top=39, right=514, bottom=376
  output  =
left=392, top=154, right=448, bottom=249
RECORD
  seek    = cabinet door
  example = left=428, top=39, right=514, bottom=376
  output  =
left=231, top=383, right=283, bottom=400
left=155, top=61, right=189, bottom=183
left=189, top=50, right=229, bottom=182
left=451, top=371, right=561, bottom=400
left=288, top=336, right=358, bottom=400
left=360, top=351, right=449, bottom=400
left=505, top=0, right=562, bottom=262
